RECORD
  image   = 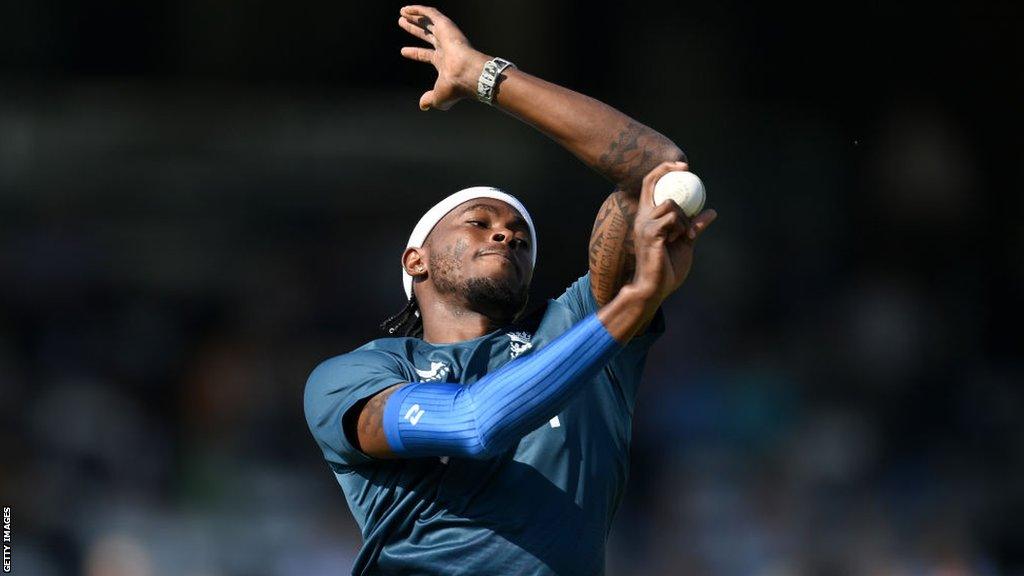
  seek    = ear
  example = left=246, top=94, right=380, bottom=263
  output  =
left=402, top=246, right=428, bottom=279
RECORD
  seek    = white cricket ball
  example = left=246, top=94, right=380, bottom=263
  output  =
left=653, top=170, right=706, bottom=217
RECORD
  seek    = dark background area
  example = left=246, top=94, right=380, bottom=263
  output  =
left=1, top=1, right=1021, bottom=574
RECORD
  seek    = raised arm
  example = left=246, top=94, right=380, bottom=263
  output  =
left=397, top=6, right=684, bottom=192
left=397, top=5, right=690, bottom=304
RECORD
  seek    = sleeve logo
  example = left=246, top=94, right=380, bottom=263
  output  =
left=404, top=404, right=425, bottom=426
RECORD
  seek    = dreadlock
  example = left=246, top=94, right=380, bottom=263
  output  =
left=380, top=293, right=424, bottom=338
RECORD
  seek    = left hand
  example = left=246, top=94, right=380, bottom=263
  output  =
left=398, top=5, right=488, bottom=111
left=631, top=161, right=718, bottom=304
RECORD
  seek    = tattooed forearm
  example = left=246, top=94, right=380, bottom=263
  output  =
left=589, top=191, right=639, bottom=306
left=596, top=121, right=685, bottom=195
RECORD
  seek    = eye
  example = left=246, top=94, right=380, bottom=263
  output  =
left=511, top=237, right=530, bottom=249
left=467, top=220, right=487, bottom=228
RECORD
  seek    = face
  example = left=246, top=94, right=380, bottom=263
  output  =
left=410, top=198, right=534, bottom=322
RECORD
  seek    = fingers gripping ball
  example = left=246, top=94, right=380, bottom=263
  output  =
left=653, top=170, right=706, bottom=217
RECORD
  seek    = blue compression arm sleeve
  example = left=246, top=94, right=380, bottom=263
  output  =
left=382, top=313, right=620, bottom=459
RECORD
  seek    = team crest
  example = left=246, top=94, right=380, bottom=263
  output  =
left=507, top=331, right=534, bottom=359
left=415, top=360, right=450, bottom=382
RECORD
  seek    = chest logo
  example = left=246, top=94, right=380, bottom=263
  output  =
left=507, top=331, right=534, bottom=359
left=414, top=360, right=450, bottom=382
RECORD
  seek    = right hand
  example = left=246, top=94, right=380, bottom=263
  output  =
left=398, top=5, right=488, bottom=111
left=631, top=161, right=718, bottom=304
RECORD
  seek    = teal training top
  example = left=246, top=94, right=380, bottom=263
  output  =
left=304, top=273, right=664, bottom=575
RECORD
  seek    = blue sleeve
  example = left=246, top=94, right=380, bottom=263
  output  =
left=383, top=314, right=621, bottom=459
left=303, top=350, right=409, bottom=466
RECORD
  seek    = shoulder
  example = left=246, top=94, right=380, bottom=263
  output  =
left=303, top=345, right=413, bottom=467
left=309, top=347, right=401, bottom=376
left=310, top=336, right=430, bottom=374
left=552, top=272, right=600, bottom=320
left=304, top=345, right=412, bottom=400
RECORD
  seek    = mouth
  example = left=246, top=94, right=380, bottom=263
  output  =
left=476, top=250, right=518, bottom=270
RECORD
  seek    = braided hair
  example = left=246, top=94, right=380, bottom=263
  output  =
left=380, top=294, right=424, bottom=338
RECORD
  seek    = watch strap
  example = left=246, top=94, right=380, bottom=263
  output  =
left=476, top=57, right=515, bottom=105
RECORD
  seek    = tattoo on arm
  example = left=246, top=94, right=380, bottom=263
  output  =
left=358, top=387, right=392, bottom=437
left=350, top=384, right=403, bottom=457
left=597, top=121, right=682, bottom=194
left=589, top=191, right=639, bottom=306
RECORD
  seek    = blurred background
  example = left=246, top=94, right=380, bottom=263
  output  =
left=1, top=1, right=1022, bottom=574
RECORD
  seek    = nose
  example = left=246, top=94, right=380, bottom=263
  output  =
left=491, top=231, right=508, bottom=244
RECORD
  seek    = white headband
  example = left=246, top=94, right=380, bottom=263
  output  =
left=403, top=186, right=538, bottom=299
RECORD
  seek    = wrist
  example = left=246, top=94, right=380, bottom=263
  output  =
left=620, top=281, right=659, bottom=305
left=598, top=283, right=662, bottom=344
left=456, top=50, right=491, bottom=97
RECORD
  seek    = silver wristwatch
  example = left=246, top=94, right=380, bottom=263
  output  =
left=476, top=57, right=515, bottom=105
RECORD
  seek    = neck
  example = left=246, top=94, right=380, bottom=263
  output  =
left=419, top=294, right=507, bottom=344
